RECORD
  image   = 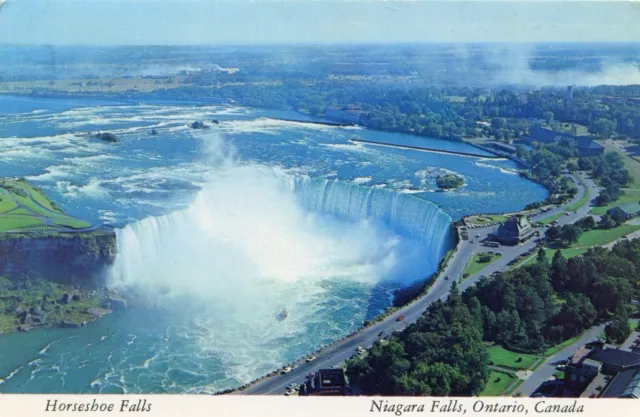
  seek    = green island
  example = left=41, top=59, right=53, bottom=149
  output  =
left=435, top=173, right=464, bottom=190
left=0, top=178, right=117, bottom=334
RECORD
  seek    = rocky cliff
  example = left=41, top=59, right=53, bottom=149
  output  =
left=0, top=229, right=117, bottom=288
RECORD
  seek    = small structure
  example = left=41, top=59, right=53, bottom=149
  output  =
left=492, top=215, right=535, bottom=246
left=565, top=346, right=602, bottom=393
left=607, top=202, right=640, bottom=222
left=301, top=369, right=351, bottom=396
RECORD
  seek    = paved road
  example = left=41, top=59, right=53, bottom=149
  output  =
left=238, top=172, right=601, bottom=396
left=515, top=324, right=606, bottom=397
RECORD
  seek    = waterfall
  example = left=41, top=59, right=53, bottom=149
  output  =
left=109, top=165, right=454, bottom=301
left=292, top=177, right=454, bottom=263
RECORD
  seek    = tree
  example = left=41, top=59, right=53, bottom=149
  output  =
left=598, top=214, right=618, bottom=230
left=561, top=224, right=582, bottom=245
left=575, top=216, right=596, bottom=231
left=605, top=307, right=632, bottom=345
left=550, top=250, right=568, bottom=290
left=543, top=111, right=555, bottom=125
left=595, top=192, right=611, bottom=206
left=491, top=117, right=507, bottom=130
left=589, top=118, right=616, bottom=137
left=536, top=247, right=547, bottom=265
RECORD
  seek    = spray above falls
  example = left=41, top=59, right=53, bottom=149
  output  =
left=108, top=134, right=454, bottom=304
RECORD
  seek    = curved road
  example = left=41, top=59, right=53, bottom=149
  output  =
left=238, top=172, right=601, bottom=395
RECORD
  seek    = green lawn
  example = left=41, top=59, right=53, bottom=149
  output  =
left=0, top=193, right=18, bottom=214
left=23, top=183, right=62, bottom=213
left=540, top=212, right=565, bottom=226
left=0, top=179, right=92, bottom=233
left=463, top=252, right=502, bottom=278
left=51, top=216, right=92, bottom=229
left=487, top=346, right=539, bottom=370
left=480, top=371, right=518, bottom=396
left=575, top=224, right=640, bottom=247
left=0, top=215, right=45, bottom=232
left=468, top=214, right=509, bottom=225
left=564, top=189, right=590, bottom=212
left=590, top=189, right=640, bottom=215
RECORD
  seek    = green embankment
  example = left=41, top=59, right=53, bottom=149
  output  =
left=0, top=179, right=92, bottom=232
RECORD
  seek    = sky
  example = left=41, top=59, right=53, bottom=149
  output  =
left=0, top=0, right=640, bottom=45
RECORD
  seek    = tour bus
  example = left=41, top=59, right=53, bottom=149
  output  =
left=485, top=241, right=500, bottom=248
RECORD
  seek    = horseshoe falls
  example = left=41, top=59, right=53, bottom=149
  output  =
left=0, top=97, right=547, bottom=394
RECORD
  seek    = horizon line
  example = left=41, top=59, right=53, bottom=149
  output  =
left=2, top=40, right=640, bottom=48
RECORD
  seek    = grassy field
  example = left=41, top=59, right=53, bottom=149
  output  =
left=487, top=346, right=539, bottom=370
left=0, top=193, right=18, bottom=213
left=0, top=216, right=45, bottom=232
left=0, top=179, right=92, bottom=233
left=480, top=371, right=517, bottom=396
left=590, top=189, right=640, bottom=215
left=463, top=252, right=502, bottom=278
left=468, top=214, right=509, bottom=225
left=575, top=224, right=640, bottom=247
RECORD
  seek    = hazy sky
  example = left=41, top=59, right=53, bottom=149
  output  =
left=1, top=0, right=640, bottom=45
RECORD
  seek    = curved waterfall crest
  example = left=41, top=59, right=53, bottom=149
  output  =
left=290, top=176, right=454, bottom=261
left=109, top=166, right=454, bottom=297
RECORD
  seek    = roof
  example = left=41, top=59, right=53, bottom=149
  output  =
left=602, top=369, right=640, bottom=398
left=528, top=127, right=566, bottom=143
left=590, top=348, right=640, bottom=369
left=623, top=368, right=640, bottom=398
left=498, top=215, right=531, bottom=238
left=317, top=369, right=347, bottom=389
left=574, top=137, right=604, bottom=150
left=611, top=202, right=640, bottom=215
